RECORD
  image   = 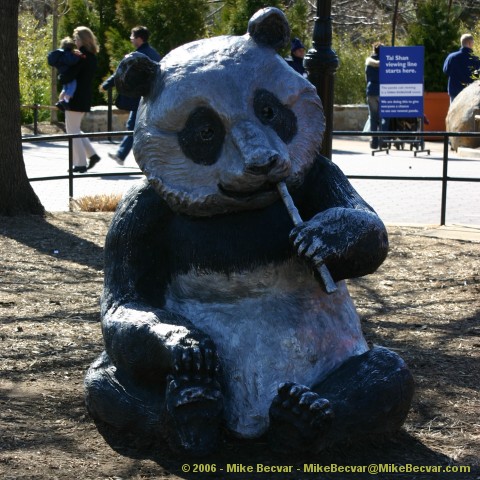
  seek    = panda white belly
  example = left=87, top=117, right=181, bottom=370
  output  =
left=164, top=258, right=368, bottom=438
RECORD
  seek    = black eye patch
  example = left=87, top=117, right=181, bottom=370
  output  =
left=253, top=89, right=297, bottom=143
left=178, top=107, right=225, bottom=165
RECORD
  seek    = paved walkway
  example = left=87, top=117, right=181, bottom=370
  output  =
left=22, top=134, right=480, bottom=241
left=332, top=136, right=480, bottom=227
left=23, top=137, right=143, bottom=212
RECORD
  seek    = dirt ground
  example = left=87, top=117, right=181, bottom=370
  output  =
left=0, top=212, right=479, bottom=480
left=21, top=121, right=66, bottom=136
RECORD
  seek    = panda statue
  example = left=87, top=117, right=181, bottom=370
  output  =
left=85, top=7, right=414, bottom=456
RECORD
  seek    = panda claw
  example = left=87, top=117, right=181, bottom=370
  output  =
left=269, top=382, right=333, bottom=453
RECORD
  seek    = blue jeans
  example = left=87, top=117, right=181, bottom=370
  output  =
left=367, top=96, right=389, bottom=148
left=117, top=109, right=137, bottom=160
left=367, top=95, right=380, bottom=134
left=62, top=79, right=77, bottom=98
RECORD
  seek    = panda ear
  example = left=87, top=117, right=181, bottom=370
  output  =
left=114, top=52, right=159, bottom=98
left=247, top=7, right=290, bottom=51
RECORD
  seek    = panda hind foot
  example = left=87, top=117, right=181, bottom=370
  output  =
left=164, top=348, right=223, bottom=455
left=268, top=382, right=334, bottom=454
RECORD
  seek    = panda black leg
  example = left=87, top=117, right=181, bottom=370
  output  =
left=312, top=346, right=415, bottom=443
left=268, top=382, right=334, bottom=454
left=164, top=346, right=223, bottom=455
left=84, top=351, right=164, bottom=440
left=268, top=346, right=414, bottom=453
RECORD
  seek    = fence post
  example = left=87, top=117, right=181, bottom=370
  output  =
left=33, top=104, right=39, bottom=135
left=68, top=137, right=74, bottom=209
left=440, top=133, right=449, bottom=226
left=107, top=89, right=113, bottom=142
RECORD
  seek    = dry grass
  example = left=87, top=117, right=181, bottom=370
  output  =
left=70, top=194, right=122, bottom=212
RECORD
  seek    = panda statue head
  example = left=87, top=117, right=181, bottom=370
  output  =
left=115, top=7, right=325, bottom=216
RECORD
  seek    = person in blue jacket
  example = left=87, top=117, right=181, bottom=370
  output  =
left=102, top=26, right=161, bottom=165
left=48, top=36, right=84, bottom=111
left=285, top=38, right=307, bottom=77
left=443, top=34, right=480, bottom=102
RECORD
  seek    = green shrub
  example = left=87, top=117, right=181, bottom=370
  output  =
left=405, top=0, right=462, bottom=92
left=333, top=33, right=371, bottom=104
left=284, top=0, right=310, bottom=44
left=18, top=12, right=52, bottom=124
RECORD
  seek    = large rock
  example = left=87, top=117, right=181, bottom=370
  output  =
left=446, top=81, right=480, bottom=151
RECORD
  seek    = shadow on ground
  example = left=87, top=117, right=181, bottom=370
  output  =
left=95, top=422, right=477, bottom=480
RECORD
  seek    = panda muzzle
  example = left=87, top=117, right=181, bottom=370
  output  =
left=219, top=152, right=290, bottom=198
left=231, top=121, right=291, bottom=179
left=218, top=181, right=278, bottom=199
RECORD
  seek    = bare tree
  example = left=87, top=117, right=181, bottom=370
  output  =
left=329, top=0, right=417, bottom=44
left=391, top=0, right=400, bottom=46
left=330, top=0, right=480, bottom=42
left=0, top=0, right=45, bottom=216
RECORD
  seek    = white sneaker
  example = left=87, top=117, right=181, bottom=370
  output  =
left=108, top=152, right=124, bottom=165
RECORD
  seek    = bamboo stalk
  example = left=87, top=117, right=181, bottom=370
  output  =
left=277, top=181, right=337, bottom=294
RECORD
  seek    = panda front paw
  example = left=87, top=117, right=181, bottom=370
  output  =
left=164, top=344, right=223, bottom=455
left=268, top=382, right=334, bottom=454
left=289, top=208, right=358, bottom=264
left=168, top=343, right=222, bottom=409
left=171, top=339, right=220, bottom=377
left=290, top=207, right=388, bottom=280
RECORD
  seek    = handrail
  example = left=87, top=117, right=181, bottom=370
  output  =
left=22, top=129, right=480, bottom=224
left=23, top=131, right=141, bottom=201
left=334, top=131, right=480, bottom=225
left=21, top=104, right=60, bottom=135
left=21, top=92, right=114, bottom=136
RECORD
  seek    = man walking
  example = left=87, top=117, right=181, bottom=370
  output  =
left=443, top=33, right=480, bottom=102
left=102, top=26, right=161, bottom=164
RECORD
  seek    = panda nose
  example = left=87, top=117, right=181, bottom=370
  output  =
left=231, top=120, right=286, bottom=176
left=245, top=153, right=280, bottom=175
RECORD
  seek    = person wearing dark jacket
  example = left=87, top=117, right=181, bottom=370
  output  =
left=285, top=37, right=307, bottom=77
left=48, top=36, right=84, bottom=111
left=365, top=42, right=384, bottom=149
left=59, top=26, right=100, bottom=173
left=443, top=33, right=480, bottom=102
left=102, top=26, right=161, bottom=165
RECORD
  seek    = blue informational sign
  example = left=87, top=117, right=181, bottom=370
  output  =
left=379, top=46, right=424, bottom=118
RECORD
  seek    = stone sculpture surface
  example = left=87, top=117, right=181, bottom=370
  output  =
left=84, top=7, right=414, bottom=455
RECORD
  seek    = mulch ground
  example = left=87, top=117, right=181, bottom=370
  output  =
left=0, top=212, right=479, bottom=480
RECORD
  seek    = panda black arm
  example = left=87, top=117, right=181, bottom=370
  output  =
left=101, top=182, right=217, bottom=384
left=290, top=155, right=389, bottom=281
left=102, top=181, right=172, bottom=311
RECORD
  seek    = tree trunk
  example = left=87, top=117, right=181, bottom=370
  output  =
left=0, top=0, right=45, bottom=216
left=391, top=0, right=399, bottom=46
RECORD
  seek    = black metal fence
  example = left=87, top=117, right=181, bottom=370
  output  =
left=22, top=129, right=480, bottom=225
left=335, top=130, right=480, bottom=225
left=21, top=90, right=116, bottom=135
left=24, top=131, right=139, bottom=200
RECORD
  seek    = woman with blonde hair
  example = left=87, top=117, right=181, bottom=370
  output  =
left=59, top=26, right=101, bottom=172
